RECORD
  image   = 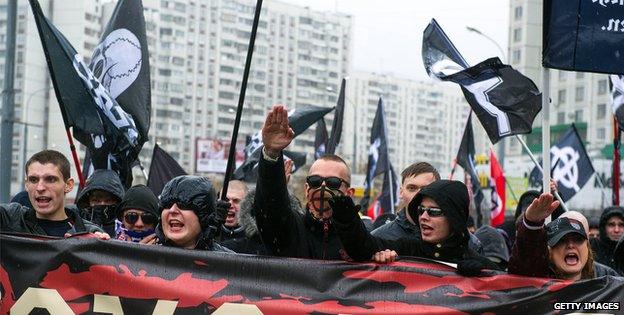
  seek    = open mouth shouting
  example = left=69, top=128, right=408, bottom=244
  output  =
left=167, top=219, right=185, bottom=232
left=564, top=252, right=579, bottom=266
left=34, top=196, right=53, bottom=208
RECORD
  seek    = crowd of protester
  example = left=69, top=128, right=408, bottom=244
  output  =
left=1, top=105, right=623, bottom=281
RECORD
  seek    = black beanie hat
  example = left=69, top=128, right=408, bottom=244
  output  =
left=116, top=185, right=159, bottom=219
left=159, top=175, right=216, bottom=228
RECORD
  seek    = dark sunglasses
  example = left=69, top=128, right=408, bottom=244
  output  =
left=160, top=198, right=194, bottom=211
left=306, top=175, right=350, bottom=190
left=124, top=212, right=158, bottom=225
left=417, top=205, right=444, bottom=217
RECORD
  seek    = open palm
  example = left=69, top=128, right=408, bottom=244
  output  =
left=262, top=105, right=294, bottom=156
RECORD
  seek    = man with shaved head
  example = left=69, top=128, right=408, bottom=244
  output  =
left=253, top=105, right=354, bottom=260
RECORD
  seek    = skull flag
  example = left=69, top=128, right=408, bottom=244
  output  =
left=29, top=0, right=143, bottom=186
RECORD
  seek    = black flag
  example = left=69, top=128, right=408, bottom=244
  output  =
left=234, top=105, right=333, bottom=181
left=456, top=114, right=484, bottom=226
left=529, top=125, right=595, bottom=202
left=361, top=98, right=395, bottom=213
left=314, top=119, right=328, bottom=160
left=146, top=144, right=187, bottom=196
left=86, top=0, right=151, bottom=187
left=326, top=78, right=346, bottom=154
left=29, top=0, right=141, bottom=186
left=233, top=149, right=306, bottom=183
left=422, top=19, right=541, bottom=144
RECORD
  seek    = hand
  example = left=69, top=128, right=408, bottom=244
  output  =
left=328, top=195, right=360, bottom=223
left=139, top=234, right=157, bottom=245
left=284, top=159, right=294, bottom=183
left=524, top=192, right=560, bottom=223
left=65, top=231, right=111, bottom=240
left=549, top=179, right=558, bottom=194
left=262, top=105, right=294, bottom=158
left=213, top=199, right=231, bottom=226
left=372, top=249, right=398, bottom=263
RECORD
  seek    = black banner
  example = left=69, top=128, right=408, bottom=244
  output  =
left=1, top=234, right=622, bottom=314
left=543, top=0, right=624, bottom=74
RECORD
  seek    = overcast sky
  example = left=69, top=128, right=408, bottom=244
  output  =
left=283, top=0, right=510, bottom=80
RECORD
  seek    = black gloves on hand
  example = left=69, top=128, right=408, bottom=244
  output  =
left=213, top=200, right=231, bottom=226
left=328, top=195, right=360, bottom=223
left=457, top=257, right=490, bottom=277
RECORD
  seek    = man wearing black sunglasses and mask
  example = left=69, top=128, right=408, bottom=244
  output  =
left=115, top=185, right=159, bottom=244
left=255, top=105, right=354, bottom=260
left=330, top=180, right=502, bottom=276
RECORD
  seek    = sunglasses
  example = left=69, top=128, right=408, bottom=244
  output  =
left=416, top=205, right=444, bottom=217
left=306, top=175, right=350, bottom=190
left=124, top=212, right=158, bottom=225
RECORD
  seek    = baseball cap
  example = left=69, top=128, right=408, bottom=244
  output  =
left=546, top=217, right=588, bottom=247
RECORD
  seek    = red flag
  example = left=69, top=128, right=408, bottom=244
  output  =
left=490, top=149, right=505, bottom=226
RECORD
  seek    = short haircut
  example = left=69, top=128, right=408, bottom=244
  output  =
left=401, top=162, right=440, bottom=183
left=24, top=150, right=71, bottom=182
left=25, top=150, right=71, bottom=181
left=317, top=154, right=351, bottom=182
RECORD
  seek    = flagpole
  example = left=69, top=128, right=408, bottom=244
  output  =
left=516, top=134, right=569, bottom=211
left=220, top=0, right=263, bottom=200
left=614, top=116, right=621, bottom=206
left=65, top=128, right=85, bottom=185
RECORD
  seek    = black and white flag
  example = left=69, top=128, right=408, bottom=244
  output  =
left=422, top=19, right=542, bottom=144
left=361, top=98, right=397, bottom=213
left=529, top=125, right=595, bottom=202
left=29, top=0, right=141, bottom=185
left=610, top=75, right=624, bottom=131
left=314, top=118, right=328, bottom=160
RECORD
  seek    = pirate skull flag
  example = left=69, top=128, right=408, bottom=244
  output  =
left=529, top=125, right=595, bottom=202
left=29, top=0, right=146, bottom=187
left=422, top=19, right=542, bottom=144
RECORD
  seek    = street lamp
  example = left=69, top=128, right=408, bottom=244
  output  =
left=466, top=26, right=506, bottom=62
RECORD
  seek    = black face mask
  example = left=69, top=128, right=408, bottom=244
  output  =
left=86, top=204, right=117, bottom=224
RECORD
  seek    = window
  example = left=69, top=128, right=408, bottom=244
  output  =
left=597, top=127, right=606, bottom=140
left=514, top=6, right=523, bottom=20
left=575, top=109, right=583, bottom=122
left=558, top=89, right=566, bottom=104
left=576, top=72, right=584, bottom=79
left=558, top=71, right=566, bottom=81
left=557, top=112, right=565, bottom=124
left=513, top=28, right=522, bottom=42
left=597, top=103, right=607, bottom=119
left=598, top=79, right=608, bottom=95
left=575, top=86, right=585, bottom=102
left=512, top=49, right=521, bottom=63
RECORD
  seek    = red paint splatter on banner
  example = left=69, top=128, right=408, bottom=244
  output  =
left=194, top=260, right=207, bottom=266
left=250, top=298, right=467, bottom=315
left=39, top=263, right=241, bottom=308
left=0, top=266, right=16, bottom=314
left=343, top=270, right=570, bottom=297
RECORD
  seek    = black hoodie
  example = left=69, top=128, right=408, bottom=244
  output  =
left=333, top=180, right=501, bottom=275
left=76, top=170, right=125, bottom=236
left=590, top=206, right=624, bottom=270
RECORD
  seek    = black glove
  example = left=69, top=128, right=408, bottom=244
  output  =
left=213, top=200, right=230, bottom=226
left=457, top=258, right=488, bottom=277
left=328, top=195, right=360, bottom=223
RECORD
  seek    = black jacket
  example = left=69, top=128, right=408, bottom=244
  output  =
left=615, top=236, right=624, bottom=275
left=0, top=203, right=103, bottom=236
left=590, top=206, right=624, bottom=270
left=372, top=209, right=485, bottom=254
left=333, top=180, right=501, bottom=273
left=76, top=169, right=125, bottom=236
left=219, top=189, right=296, bottom=256
left=254, top=153, right=349, bottom=260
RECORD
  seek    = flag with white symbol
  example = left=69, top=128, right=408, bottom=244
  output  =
left=361, top=98, right=397, bottom=216
left=29, top=0, right=140, bottom=186
left=610, top=75, right=624, bottom=131
left=529, top=125, right=595, bottom=202
left=422, top=19, right=542, bottom=144
left=489, top=149, right=505, bottom=227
